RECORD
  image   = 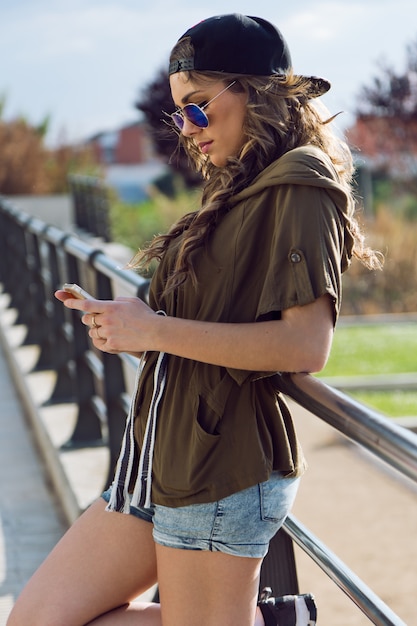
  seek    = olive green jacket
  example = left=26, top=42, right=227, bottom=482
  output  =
left=133, top=146, right=354, bottom=506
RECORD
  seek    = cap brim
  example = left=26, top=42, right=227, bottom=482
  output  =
left=301, top=76, right=331, bottom=97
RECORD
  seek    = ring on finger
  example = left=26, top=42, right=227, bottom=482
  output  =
left=92, top=315, right=98, bottom=328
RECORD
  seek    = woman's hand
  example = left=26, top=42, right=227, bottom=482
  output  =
left=54, top=290, right=158, bottom=354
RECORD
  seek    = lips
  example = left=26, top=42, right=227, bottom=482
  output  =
left=198, top=141, right=212, bottom=154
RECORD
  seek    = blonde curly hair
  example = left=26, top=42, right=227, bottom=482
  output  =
left=132, top=38, right=382, bottom=294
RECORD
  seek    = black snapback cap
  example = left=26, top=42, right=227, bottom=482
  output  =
left=169, top=14, right=330, bottom=98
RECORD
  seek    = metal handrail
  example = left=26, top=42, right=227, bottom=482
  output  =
left=284, top=516, right=407, bottom=626
left=274, top=372, right=417, bottom=625
left=277, top=372, right=417, bottom=485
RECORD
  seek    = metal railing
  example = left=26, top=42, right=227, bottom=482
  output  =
left=277, top=373, right=417, bottom=625
left=0, top=196, right=149, bottom=488
left=1, top=196, right=417, bottom=626
left=68, top=174, right=112, bottom=242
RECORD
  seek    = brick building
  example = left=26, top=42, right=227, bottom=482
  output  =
left=88, top=121, right=156, bottom=165
left=86, top=121, right=168, bottom=202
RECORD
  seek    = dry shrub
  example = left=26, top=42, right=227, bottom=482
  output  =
left=0, top=119, right=49, bottom=194
left=342, top=208, right=417, bottom=314
left=44, top=144, right=100, bottom=194
left=0, top=118, right=99, bottom=195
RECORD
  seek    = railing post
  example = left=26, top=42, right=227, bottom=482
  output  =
left=2, top=208, right=34, bottom=320
left=68, top=175, right=111, bottom=242
left=24, top=220, right=56, bottom=357
left=60, top=250, right=104, bottom=448
left=259, top=529, right=299, bottom=595
left=44, top=226, right=77, bottom=402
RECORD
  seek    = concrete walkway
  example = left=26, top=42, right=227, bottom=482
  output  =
left=0, top=320, right=67, bottom=625
left=0, top=287, right=416, bottom=625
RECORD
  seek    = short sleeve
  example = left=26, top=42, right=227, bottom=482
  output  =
left=255, top=183, right=346, bottom=325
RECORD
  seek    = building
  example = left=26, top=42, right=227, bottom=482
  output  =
left=88, top=121, right=156, bottom=165
left=86, top=121, right=169, bottom=203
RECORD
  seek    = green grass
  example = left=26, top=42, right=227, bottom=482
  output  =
left=320, top=324, right=417, bottom=376
left=347, top=390, right=417, bottom=417
left=318, top=323, right=417, bottom=417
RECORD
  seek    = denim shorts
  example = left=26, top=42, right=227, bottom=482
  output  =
left=101, top=472, right=299, bottom=558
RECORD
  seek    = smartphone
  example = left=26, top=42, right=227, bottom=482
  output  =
left=62, top=283, right=95, bottom=300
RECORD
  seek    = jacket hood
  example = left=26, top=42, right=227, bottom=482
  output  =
left=230, top=145, right=353, bottom=222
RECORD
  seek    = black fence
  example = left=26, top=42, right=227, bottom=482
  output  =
left=68, top=174, right=112, bottom=242
left=1, top=196, right=417, bottom=625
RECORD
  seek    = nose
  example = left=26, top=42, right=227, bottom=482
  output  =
left=180, top=116, right=200, bottom=137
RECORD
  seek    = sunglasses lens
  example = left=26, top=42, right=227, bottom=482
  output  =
left=171, top=104, right=209, bottom=130
left=171, top=112, right=184, bottom=130
left=184, top=104, right=209, bottom=128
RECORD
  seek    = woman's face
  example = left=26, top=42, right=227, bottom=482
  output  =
left=169, top=73, right=247, bottom=167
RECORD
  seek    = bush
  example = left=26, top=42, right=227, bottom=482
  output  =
left=109, top=184, right=201, bottom=253
left=0, top=119, right=48, bottom=194
left=342, top=208, right=417, bottom=314
left=0, top=116, right=99, bottom=195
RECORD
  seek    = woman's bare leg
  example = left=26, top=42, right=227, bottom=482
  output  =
left=86, top=543, right=266, bottom=626
left=7, top=498, right=158, bottom=626
left=86, top=603, right=267, bottom=626
left=8, top=496, right=268, bottom=626
left=86, top=602, right=266, bottom=625
left=156, top=544, right=263, bottom=626
left=86, top=602, right=162, bottom=625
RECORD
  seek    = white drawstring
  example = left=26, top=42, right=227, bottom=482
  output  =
left=106, top=312, right=167, bottom=514
left=131, top=350, right=167, bottom=508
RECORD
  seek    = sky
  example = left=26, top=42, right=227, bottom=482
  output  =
left=1, top=0, right=417, bottom=146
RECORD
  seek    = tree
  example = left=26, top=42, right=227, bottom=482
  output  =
left=357, top=49, right=417, bottom=119
left=348, top=37, right=417, bottom=180
left=135, top=69, right=202, bottom=188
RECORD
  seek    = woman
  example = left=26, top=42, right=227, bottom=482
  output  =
left=8, top=13, right=381, bottom=626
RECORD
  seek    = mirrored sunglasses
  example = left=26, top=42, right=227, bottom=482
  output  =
left=170, top=81, right=236, bottom=130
